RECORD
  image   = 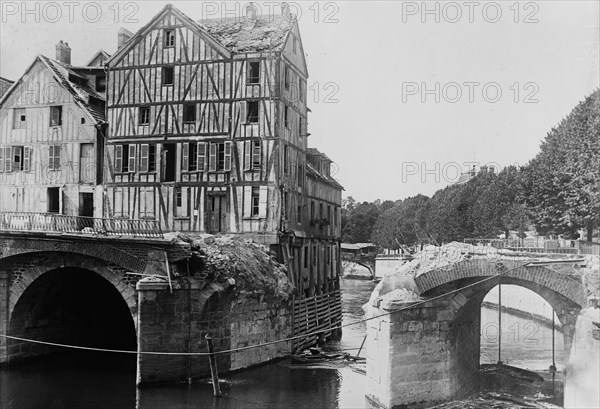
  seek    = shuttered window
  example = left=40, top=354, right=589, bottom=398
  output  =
left=210, top=142, right=232, bottom=172
left=251, top=187, right=260, bottom=217
left=115, top=145, right=123, bottom=173
left=197, top=142, right=207, bottom=172
left=0, top=147, right=4, bottom=173
left=49, top=145, right=61, bottom=171
left=244, top=140, right=261, bottom=170
left=128, top=144, right=136, bottom=173
left=181, top=143, right=189, bottom=171
left=23, top=147, right=31, bottom=172
left=140, top=144, right=149, bottom=172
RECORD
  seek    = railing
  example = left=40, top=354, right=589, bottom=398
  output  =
left=0, top=212, right=163, bottom=239
left=463, top=237, right=599, bottom=256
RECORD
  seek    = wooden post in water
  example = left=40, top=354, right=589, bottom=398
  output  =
left=497, top=283, right=502, bottom=365
left=205, top=334, right=222, bottom=397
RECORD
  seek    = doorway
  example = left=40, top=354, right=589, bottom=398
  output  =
left=207, top=194, right=227, bottom=233
left=48, top=188, right=60, bottom=213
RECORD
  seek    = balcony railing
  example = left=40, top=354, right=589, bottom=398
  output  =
left=463, top=238, right=599, bottom=256
left=0, top=212, right=163, bottom=239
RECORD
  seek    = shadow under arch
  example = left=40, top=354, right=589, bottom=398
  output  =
left=5, top=252, right=138, bottom=362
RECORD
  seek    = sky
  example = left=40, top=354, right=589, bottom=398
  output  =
left=1, top=1, right=598, bottom=202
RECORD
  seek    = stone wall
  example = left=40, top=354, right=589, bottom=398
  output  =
left=136, top=279, right=291, bottom=385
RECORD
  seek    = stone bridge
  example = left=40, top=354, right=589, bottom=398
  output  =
left=365, top=247, right=600, bottom=409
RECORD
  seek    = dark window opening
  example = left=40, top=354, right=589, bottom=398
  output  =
left=163, top=143, right=176, bottom=182
left=252, top=141, right=261, bottom=169
left=175, top=187, right=182, bottom=207
left=48, top=187, right=60, bottom=213
left=297, top=205, right=302, bottom=224
left=139, top=106, right=150, bottom=125
left=164, top=29, right=175, bottom=47
left=121, top=144, right=130, bottom=173
left=284, top=66, right=290, bottom=89
left=251, top=187, right=260, bottom=217
left=95, top=76, right=106, bottom=92
left=148, top=145, right=156, bottom=172
left=284, top=106, right=290, bottom=128
left=12, top=146, right=23, bottom=172
left=247, top=101, right=259, bottom=123
left=248, top=61, right=260, bottom=84
left=50, top=106, right=62, bottom=127
left=162, top=67, right=174, bottom=86
left=183, top=104, right=196, bottom=123
left=297, top=165, right=303, bottom=187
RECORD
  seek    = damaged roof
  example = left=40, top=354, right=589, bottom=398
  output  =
left=306, top=162, right=344, bottom=190
left=199, top=15, right=292, bottom=53
left=39, top=55, right=106, bottom=123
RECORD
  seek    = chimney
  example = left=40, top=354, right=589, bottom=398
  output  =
left=281, top=2, right=292, bottom=20
left=118, top=27, right=134, bottom=48
left=470, top=165, right=476, bottom=177
left=55, top=40, right=71, bottom=65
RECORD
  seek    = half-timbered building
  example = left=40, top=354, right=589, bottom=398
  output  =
left=0, top=42, right=107, bottom=219
left=104, top=4, right=343, bottom=340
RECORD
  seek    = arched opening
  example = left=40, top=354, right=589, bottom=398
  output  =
left=479, top=284, right=566, bottom=404
left=8, top=267, right=137, bottom=361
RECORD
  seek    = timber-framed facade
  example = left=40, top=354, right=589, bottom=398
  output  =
left=104, top=4, right=343, bottom=314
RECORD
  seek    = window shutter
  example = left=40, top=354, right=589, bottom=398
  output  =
left=224, top=141, right=232, bottom=171
left=5, top=147, right=11, bottom=172
left=115, top=145, right=123, bottom=173
left=23, top=147, right=31, bottom=172
left=244, top=141, right=251, bottom=171
left=241, top=102, right=247, bottom=123
left=243, top=186, right=252, bottom=217
left=140, top=144, right=149, bottom=172
left=197, top=142, right=207, bottom=171
left=181, top=143, right=189, bottom=171
left=0, top=147, right=4, bottom=173
left=53, top=145, right=61, bottom=171
left=128, top=144, right=136, bottom=172
left=258, top=186, right=268, bottom=218
left=209, top=143, right=217, bottom=172
left=253, top=141, right=262, bottom=168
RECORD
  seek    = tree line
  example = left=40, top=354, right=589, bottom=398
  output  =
left=342, top=89, right=599, bottom=246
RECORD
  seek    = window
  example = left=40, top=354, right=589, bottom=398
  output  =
left=164, top=29, right=175, bottom=47
left=174, top=186, right=189, bottom=217
left=284, top=66, right=290, bottom=89
left=247, top=101, right=259, bottom=123
left=48, top=187, right=60, bottom=213
left=299, top=117, right=304, bottom=137
left=49, top=145, right=61, bottom=171
left=247, top=61, right=260, bottom=84
left=183, top=104, right=196, bottom=123
left=95, top=76, right=106, bottom=92
left=244, top=140, right=262, bottom=170
left=176, top=187, right=183, bottom=207
left=13, top=108, right=26, bottom=129
left=284, top=106, right=290, bottom=129
left=297, top=205, right=302, bottom=224
left=140, top=144, right=156, bottom=172
left=304, top=247, right=308, bottom=268
left=209, top=142, right=232, bottom=172
left=2, top=147, right=10, bottom=172
left=50, top=106, right=62, bottom=127
left=283, top=145, right=290, bottom=175
left=197, top=142, right=207, bottom=172
left=297, top=164, right=303, bottom=187
left=162, top=67, right=174, bottom=86
left=251, top=187, right=260, bottom=217
left=310, top=201, right=315, bottom=220
left=115, top=144, right=135, bottom=173
left=299, top=80, right=306, bottom=103
left=81, top=118, right=86, bottom=124
left=139, top=106, right=150, bottom=125
left=11, top=146, right=22, bottom=172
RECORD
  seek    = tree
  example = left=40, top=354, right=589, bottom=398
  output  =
left=521, top=89, right=600, bottom=240
left=371, top=195, right=429, bottom=248
left=341, top=201, right=381, bottom=243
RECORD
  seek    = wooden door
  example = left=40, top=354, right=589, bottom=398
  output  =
left=207, top=194, right=227, bottom=233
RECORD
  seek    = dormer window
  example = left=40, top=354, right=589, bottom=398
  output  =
left=247, top=61, right=260, bottom=84
left=164, top=29, right=175, bottom=47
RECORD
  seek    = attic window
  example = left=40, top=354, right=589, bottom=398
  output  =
left=247, top=61, right=260, bottom=84
left=81, top=118, right=85, bottom=124
left=162, top=67, right=174, bottom=86
left=164, top=29, right=175, bottom=47
left=49, top=106, right=62, bottom=127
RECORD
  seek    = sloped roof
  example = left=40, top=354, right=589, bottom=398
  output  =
left=307, top=147, right=332, bottom=162
left=306, top=162, right=344, bottom=190
left=86, top=49, right=111, bottom=66
left=0, top=77, right=14, bottom=98
left=199, top=15, right=292, bottom=53
left=39, top=55, right=106, bottom=123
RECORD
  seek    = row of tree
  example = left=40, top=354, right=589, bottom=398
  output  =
left=342, top=89, right=599, bottom=246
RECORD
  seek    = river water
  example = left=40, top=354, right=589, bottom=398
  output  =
left=0, top=280, right=564, bottom=409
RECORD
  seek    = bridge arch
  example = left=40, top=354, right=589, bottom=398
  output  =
left=1, top=251, right=139, bottom=363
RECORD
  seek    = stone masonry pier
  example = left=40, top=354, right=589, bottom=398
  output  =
left=364, top=243, right=599, bottom=409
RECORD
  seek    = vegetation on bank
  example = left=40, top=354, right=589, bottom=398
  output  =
left=342, top=90, right=600, bottom=247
